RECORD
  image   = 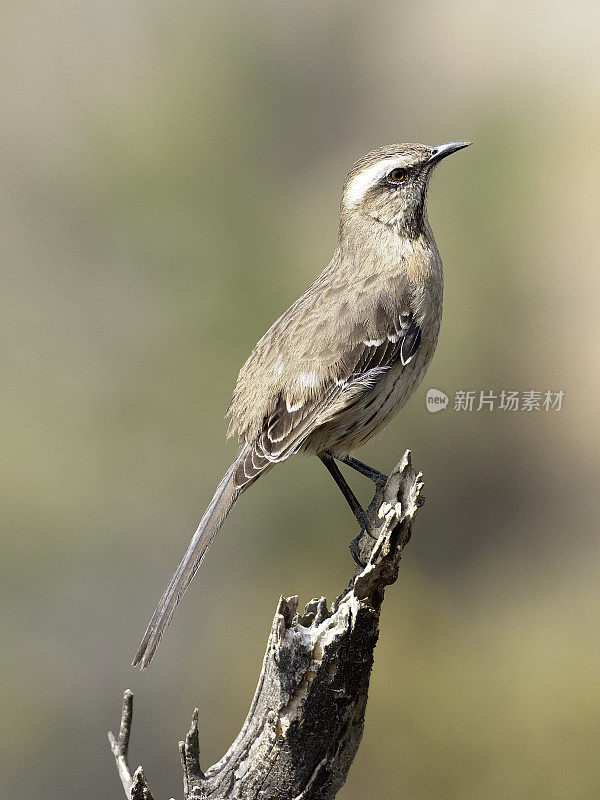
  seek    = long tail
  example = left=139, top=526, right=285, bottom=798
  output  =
left=132, top=446, right=260, bottom=669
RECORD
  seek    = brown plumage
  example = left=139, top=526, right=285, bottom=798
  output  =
left=133, top=140, right=470, bottom=668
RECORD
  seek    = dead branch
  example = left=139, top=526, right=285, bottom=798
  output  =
left=109, top=450, right=423, bottom=799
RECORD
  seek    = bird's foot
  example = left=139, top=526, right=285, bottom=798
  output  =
left=353, top=507, right=375, bottom=541
left=349, top=533, right=366, bottom=568
left=363, top=480, right=387, bottom=538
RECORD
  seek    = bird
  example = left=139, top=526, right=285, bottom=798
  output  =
left=133, top=140, right=471, bottom=669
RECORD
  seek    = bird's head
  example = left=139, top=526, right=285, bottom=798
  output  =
left=341, top=141, right=471, bottom=236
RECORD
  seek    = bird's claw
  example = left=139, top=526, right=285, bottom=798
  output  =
left=349, top=472, right=390, bottom=566
left=349, top=534, right=366, bottom=568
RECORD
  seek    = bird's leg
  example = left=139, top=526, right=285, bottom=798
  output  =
left=335, top=454, right=388, bottom=487
left=335, top=454, right=388, bottom=537
left=320, top=455, right=377, bottom=568
left=320, top=454, right=367, bottom=529
left=348, top=534, right=366, bottom=569
left=365, top=481, right=387, bottom=523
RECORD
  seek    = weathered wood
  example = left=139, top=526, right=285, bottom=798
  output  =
left=109, top=451, right=423, bottom=799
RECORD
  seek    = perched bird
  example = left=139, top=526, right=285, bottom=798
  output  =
left=133, top=140, right=470, bottom=668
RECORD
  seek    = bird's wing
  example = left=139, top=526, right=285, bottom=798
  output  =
left=232, top=306, right=422, bottom=487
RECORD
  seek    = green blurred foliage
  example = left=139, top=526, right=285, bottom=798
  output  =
left=1, top=2, right=599, bottom=798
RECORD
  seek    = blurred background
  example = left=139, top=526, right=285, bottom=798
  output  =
left=2, top=1, right=599, bottom=798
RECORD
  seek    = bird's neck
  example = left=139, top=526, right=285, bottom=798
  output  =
left=336, top=211, right=441, bottom=286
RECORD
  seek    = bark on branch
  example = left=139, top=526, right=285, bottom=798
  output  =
left=109, top=450, right=423, bottom=799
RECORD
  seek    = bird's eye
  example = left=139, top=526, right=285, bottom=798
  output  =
left=387, top=168, right=407, bottom=183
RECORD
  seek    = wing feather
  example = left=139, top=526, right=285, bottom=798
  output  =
left=241, top=305, right=423, bottom=467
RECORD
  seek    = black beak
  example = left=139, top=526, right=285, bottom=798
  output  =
left=426, top=140, right=472, bottom=166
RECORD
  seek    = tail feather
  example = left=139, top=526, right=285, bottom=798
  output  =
left=133, top=448, right=253, bottom=669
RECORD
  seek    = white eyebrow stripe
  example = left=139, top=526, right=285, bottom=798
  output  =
left=345, top=158, right=399, bottom=205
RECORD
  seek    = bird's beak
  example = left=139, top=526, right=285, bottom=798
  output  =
left=426, top=140, right=472, bottom=166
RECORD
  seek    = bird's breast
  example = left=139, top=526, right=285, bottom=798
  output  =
left=303, top=318, right=440, bottom=457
